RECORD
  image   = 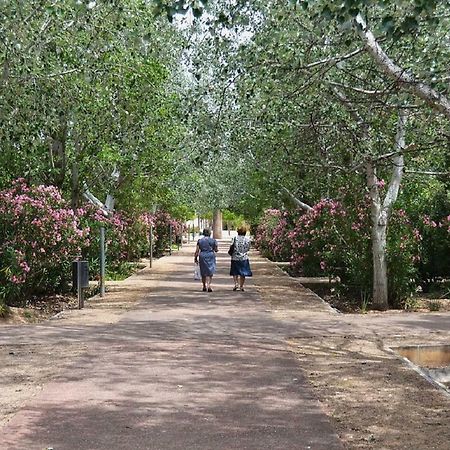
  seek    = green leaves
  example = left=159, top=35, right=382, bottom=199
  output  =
left=152, top=0, right=209, bottom=22
left=0, top=0, right=188, bottom=215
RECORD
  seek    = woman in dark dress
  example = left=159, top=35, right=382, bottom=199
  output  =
left=230, top=225, right=252, bottom=291
left=194, top=228, right=218, bottom=292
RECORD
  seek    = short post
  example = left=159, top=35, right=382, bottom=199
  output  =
left=77, top=261, right=83, bottom=309
left=169, top=224, right=173, bottom=255
left=149, top=223, right=153, bottom=268
left=100, top=227, right=106, bottom=297
left=74, top=260, right=89, bottom=309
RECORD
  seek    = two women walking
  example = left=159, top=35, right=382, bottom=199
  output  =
left=194, top=226, right=252, bottom=292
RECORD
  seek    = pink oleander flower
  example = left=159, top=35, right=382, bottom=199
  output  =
left=20, top=261, right=31, bottom=273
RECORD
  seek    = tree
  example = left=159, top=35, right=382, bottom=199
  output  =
left=175, top=0, right=449, bottom=308
left=0, top=0, right=187, bottom=216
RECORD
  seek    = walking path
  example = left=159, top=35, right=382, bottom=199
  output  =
left=0, top=242, right=344, bottom=450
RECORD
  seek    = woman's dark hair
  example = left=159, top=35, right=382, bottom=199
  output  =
left=202, top=228, right=211, bottom=237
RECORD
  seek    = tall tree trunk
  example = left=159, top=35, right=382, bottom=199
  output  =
left=367, top=111, right=408, bottom=309
left=367, top=160, right=388, bottom=309
left=49, top=116, right=68, bottom=188
left=372, top=215, right=388, bottom=309
left=71, top=161, right=80, bottom=210
left=212, top=209, right=222, bottom=239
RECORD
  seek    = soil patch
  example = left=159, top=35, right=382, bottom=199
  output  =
left=0, top=294, right=79, bottom=325
left=313, top=285, right=450, bottom=314
left=252, top=254, right=450, bottom=450
left=0, top=343, right=86, bottom=427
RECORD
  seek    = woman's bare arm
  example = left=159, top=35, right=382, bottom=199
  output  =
left=194, top=244, right=200, bottom=263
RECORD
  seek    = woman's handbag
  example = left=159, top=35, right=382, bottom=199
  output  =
left=228, top=238, right=236, bottom=256
left=194, top=264, right=201, bottom=280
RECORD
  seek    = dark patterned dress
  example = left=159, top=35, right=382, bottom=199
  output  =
left=230, top=235, right=252, bottom=277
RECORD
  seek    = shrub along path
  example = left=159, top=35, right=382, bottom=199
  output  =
left=0, top=242, right=449, bottom=449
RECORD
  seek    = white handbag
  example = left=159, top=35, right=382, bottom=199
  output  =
left=194, top=264, right=201, bottom=280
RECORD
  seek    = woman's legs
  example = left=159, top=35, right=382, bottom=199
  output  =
left=233, top=275, right=239, bottom=290
left=239, top=276, right=246, bottom=290
left=207, top=276, right=213, bottom=291
left=201, top=276, right=207, bottom=291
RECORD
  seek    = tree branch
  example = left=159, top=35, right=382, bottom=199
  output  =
left=329, top=81, right=389, bottom=96
left=405, top=170, right=450, bottom=176
left=82, top=182, right=107, bottom=211
left=382, top=110, right=408, bottom=214
left=355, top=14, right=450, bottom=120
left=301, top=46, right=364, bottom=70
left=280, top=186, right=312, bottom=211
left=247, top=149, right=312, bottom=211
left=10, top=68, right=79, bottom=80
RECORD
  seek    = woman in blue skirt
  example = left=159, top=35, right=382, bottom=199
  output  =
left=194, top=228, right=218, bottom=292
left=230, top=225, right=252, bottom=291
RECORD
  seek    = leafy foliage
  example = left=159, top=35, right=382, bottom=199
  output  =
left=0, top=180, right=182, bottom=306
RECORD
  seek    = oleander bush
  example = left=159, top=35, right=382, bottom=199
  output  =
left=255, top=198, right=423, bottom=308
left=0, top=179, right=183, bottom=306
left=0, top=179, right=86, bottom=305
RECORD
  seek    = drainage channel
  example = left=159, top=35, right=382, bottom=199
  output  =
left=390, top=344, right=450, bottom=395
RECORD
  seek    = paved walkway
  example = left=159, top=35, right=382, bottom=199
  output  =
left=0, top=242, right=344, bottom=450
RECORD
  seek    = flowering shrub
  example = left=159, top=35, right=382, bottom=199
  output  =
left=0, top=179, right=184, bottom=306
left=255, top=199, right=422, bottom=308
left=152, top=211, right=183, bottom=257
left=254, top=209, right=289, bottom=260
left=289, top=200, right=373, bottom=292
left=0, top=179, right=85, bottom=305
left=75, top=207, right=182, bottom=273
left=387, top=209, right=422, bottom=307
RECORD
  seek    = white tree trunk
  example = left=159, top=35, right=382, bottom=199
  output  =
left=371, top=208, right=388, bottom=310
left=367, top=111, right=407, bottom=309
left=212, top=209, right=223, bottom=239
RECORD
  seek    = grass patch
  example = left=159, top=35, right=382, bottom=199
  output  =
left=0, top=302, right=10, bottom=318
left=106, top=262, right=140, bottom=281
left=428, top=300, right=442, bottom=311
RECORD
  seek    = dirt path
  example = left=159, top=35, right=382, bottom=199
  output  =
left=0, top=244, right=342, bottom=450
left=0, top=244, right=449, bottom=449
left=252, top=253, right=450, bottom=449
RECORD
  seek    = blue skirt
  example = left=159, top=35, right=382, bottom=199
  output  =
left=199, top=251, right=216, bottom=277
left=230, top=259, right=252, bottom=277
